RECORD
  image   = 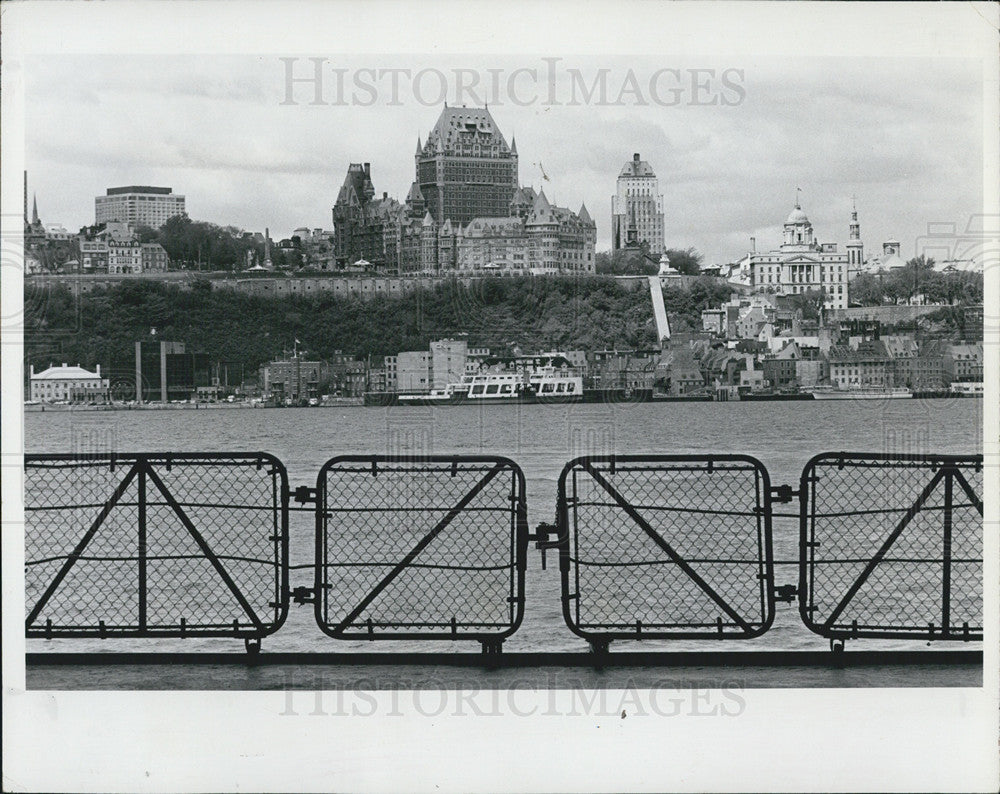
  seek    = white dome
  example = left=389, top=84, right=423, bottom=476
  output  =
left=786, top=205, right=810, bottom=225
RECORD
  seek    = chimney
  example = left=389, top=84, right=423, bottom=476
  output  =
left=633, top=153, right=640, bottom=162
left=30, top=364, right=34, bottom=377
left=96, top=364, right=101, bottom=376
left=750, top=236, right=756, bottom=253
left=363, top=163, right=371, bottom=177
left=383, top=192, right=388, bottom=200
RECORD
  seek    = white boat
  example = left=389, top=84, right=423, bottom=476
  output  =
left=808, top=385, right=913, bottom=400
left=949, top=382, right=983, bottom=396
left=395, top=371, right=584, bottom=405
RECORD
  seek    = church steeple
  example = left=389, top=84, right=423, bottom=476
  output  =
left=846, top=195, right=864, bottom=267
left=32, top=194, right=39, bottom=225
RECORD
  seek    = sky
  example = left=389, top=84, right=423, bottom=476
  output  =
left=25, top=53, right=983, bottom=265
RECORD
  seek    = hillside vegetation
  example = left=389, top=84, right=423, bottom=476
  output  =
left=24, top=276, right=733, bottom=374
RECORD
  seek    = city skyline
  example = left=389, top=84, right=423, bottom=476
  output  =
left=24, top=54, right=983, bottom=266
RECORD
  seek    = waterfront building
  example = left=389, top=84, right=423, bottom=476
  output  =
left=261, top=356, right=330, bottom=403
left=135, top=340, right=214, bottom=403
left=394, top=351, right=432, bottom=392
left=827, top=340, right=891, bottom=388
left=944, top=343, right=983, bottom=383
left=883, top=336, right=947, bottom=389
left=748, top=201, right=852, bottom=310
left=96, top=186, right=186, bottom=228
left=29, top=363, right=109, bottom=403
left=430, top=339, right=468, bottom=390
left=611, top=153, right=665, bottom=255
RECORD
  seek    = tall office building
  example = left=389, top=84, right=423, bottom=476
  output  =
left=95, top=186, right=186, bottom=228
left=415, top=105, right=519, bottom=225
left=611, top=153, right=665, bottom=254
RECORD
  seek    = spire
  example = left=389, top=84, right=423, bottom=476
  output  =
left=510, top=135, right=517, bottom=155
left=415, top=136, right=422, bottom=155
left=578, top=202, right=593, bottom=225
left=32, top=194, right=39, bottom=225
left=849, top=195, right=861, bottom=241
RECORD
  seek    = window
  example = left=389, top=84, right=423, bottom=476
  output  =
left=485, top=384, right=499, bottom=395
left=471, top=385, right=484, bottom=395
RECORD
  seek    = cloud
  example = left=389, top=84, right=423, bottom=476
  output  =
left=24, top=54, right=983, bottom=263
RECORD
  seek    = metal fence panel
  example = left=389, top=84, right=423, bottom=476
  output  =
left=799, top=453, right=983, bottom=641
left=25, top=453, right=288, bottom=639
left=315, top=456, right=527, bottom=641
left=556, top=455, right=775, bottom=642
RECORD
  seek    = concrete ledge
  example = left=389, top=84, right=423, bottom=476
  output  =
left=26, top=650, right=983, bottom=690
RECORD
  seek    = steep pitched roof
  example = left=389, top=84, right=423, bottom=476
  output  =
left=423, top=105, right=512, bottom=156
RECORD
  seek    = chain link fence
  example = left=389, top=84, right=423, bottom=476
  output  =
left=24, top=454, right=288, bottom=639
left=800, top=453, right=983, bottom=640
left=556, top=455, right=775, bottom=642
left=315, top=456, right=527, bottom=642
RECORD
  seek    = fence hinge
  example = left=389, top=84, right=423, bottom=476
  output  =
left=293, top=486, right=317, bottom=505
left=773, top=584, right=798, bottom=603
left=529, top=521, right=562, bottom=570
left=292, top=586, right=318, bottom=605
left=770, top=484, right=799, bottom=504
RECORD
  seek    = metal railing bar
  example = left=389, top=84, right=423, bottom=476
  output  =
left=318, top=561, right=514, bottom=571
left=26, top=553, right=280, bottom=567
left=572, top=502, right=759, bottom=518
left=808, top=502, right=978, bottom=519
left=569, top=557, right=764, bottom=567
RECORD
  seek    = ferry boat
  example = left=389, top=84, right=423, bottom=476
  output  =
left=949, top=382, right=983, bottom=397
left=807, top=385, right=913, bottom=400
left=382, top=370, right=584, bottom=406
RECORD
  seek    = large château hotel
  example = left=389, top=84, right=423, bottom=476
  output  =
left=332, top=106, right=596, bottom=275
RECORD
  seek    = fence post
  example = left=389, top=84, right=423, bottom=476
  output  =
left=138, top=460, right=148, bottom=632
left=941, top=467, right=954, bottom=635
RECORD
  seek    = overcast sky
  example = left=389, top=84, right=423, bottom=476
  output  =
left=25, top=53, right=982, bottom=265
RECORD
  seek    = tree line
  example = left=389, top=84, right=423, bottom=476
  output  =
left=23, top=275, right=734, bottom=377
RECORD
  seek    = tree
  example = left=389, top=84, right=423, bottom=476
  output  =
left=780, top=288, right=826, bottom=320
left=664, top=247, right=703, bottom=275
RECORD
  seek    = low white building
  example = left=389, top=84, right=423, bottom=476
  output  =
left=29, top=363, right=109, bottom=403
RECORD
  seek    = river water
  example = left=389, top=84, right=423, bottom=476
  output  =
left=24, top=398, right=982, bottom=654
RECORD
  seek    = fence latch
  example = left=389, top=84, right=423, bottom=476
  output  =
left=292, top=586, right=317, bottom=605
left=293, top=486, right=317, bottom=505
left=770, top=484, right=799, bottom=504
left=773, top=584, right=798, bottom=603
left=530, top=521, right=563, bottom=570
